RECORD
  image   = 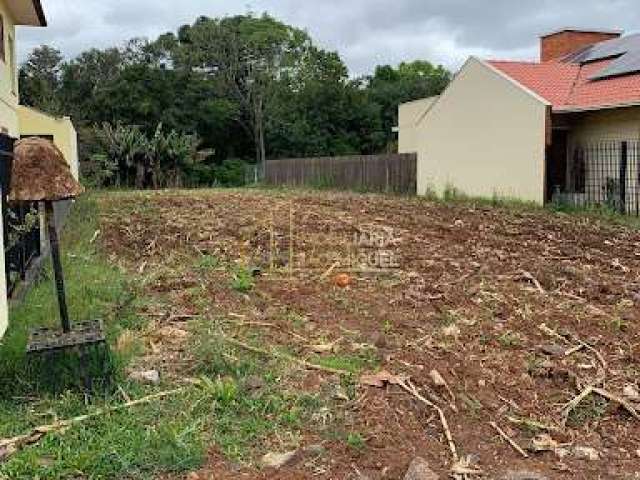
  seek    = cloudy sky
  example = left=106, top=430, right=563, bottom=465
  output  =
left=16, top=0, right=640, bottom=75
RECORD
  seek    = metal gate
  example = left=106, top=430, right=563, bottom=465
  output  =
left=0, top=133, right=41, bottom=296
left=554, top=140, right=640, bottom=215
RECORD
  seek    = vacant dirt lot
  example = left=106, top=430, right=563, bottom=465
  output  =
left=99, top=189, right=640, bottom=480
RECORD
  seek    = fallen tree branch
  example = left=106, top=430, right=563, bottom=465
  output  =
left=397, top=378, right=459, bottom=463
left=538, top=323, right=607, bottom=372
left=560, top=384, right=640, bottom=427
left=0, top=386, right=189, bottom=462
left=506, top=416, right=559, bottom=433
left=320, top=261, right=341, bottom=280
left=489, top=421, right=529, bottom=458
left=222, top=335, right=350, bottom=376
left=561, top=384, right=594, bottom=427
left=521, top=270, right=545, bottom=295
left=228, top=319, right=309, bottom=343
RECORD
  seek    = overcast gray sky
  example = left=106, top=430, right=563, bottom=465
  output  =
left=16, top=0, right=640, bottom=75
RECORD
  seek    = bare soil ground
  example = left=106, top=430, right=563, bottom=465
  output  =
left=98, top=189, right=640, bottom=480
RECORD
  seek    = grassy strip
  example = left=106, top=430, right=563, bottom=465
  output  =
left=0, top=195, right=325, bottom=480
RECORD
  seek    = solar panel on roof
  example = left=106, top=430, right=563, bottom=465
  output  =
left=566, top=33, right=640, bottom=79
left=565, top=34, right=640, bottom=80
left=571, top=34, right=640, bottom=63
left=591, top=48, right=640, bottom=79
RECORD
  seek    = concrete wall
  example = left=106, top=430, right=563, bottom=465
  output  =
left=18, top=105, right=79, bottom=179
left=398, top=96, right=438, bottom=154
left=416, top=57, right=549, bottom=204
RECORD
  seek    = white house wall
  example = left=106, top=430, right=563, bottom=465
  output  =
left=416, top=57, right=549, bottom=204
left=398, top=96, right=438, bottom=154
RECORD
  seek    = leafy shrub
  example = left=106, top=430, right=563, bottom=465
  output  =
left=213, top=159, right=249, bottom=187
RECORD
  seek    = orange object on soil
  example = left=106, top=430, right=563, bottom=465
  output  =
left=334, top=273, right=351, bottom=288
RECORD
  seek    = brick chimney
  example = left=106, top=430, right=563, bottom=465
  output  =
left=540, top=28, right=623, bottom=62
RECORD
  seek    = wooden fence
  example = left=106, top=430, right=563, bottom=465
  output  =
left=264, top=153, right=417, bottom=194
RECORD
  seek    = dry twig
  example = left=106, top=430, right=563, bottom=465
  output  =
left=229, top=319, right=309, bottom=343
left=222, top=335, right=350, bottom=376
left=320, top=261, right=341, bottom=279
left=521, top=270, right=545, bottom=294
left=489, top=421, right=529, bottom=458
left=538, top=323, right=607, bottom=372
left=397, top=378, right=459, bottom=462
left=592, top=387, right=640, bottom=421
left=561, top=384, right=594, bottom=426
left=506, top=416, right=559, bottom=433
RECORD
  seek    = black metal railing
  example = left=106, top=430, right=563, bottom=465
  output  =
left=0, top=134, right=42, bottom=296
left=553, top=140, right=640, bottom=216
left=5, top=203, right=41, bottom=296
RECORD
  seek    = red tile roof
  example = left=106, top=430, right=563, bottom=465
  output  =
left=488, top=57, right=640, bottom=111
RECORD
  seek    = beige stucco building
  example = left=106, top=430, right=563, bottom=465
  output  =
left=18, top=105, right=79, bottom=179
left=0, top=1, right=78, bottom=339
left=400, top=28, right=640, bottom=211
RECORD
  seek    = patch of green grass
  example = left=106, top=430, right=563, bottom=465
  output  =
left=567, top=395, right=609, bottom=428
left=382, top=318, right=394, bottom=333
left=459, top=392, right=483, bottom=416
left=0, top=196, right=139, bottom=396
left=525, top=354, right=546, bottom=376
left=497, top=331, right=522, bottom=349
left=310, top=351, right=378, bottom=375
left=438, top=310, right=459, bottom=327
left=550, top=201, right=640, bottom=229
left=346, top=432, right=366, bottom=451
left=420, top=183, right=640, bottom=230
left=0, top=195, right=204, bottom=478
left=230, top=266, right=254, bottom=293
left=1, top=386, right=207, bottom=479
left=285, top=310, right=307, bottom=329
left=438, top=184, right=539, bottom=211
left=196, top=254, right=220, bottom=271
left=0, top=195, right=324, bottom=479
left=609, top=316, right=628, bottom=333
left=188, top=320, right=328, bottom=456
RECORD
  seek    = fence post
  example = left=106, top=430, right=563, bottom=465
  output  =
left=620, top=141, right=628, bottom=214
left=385, top=156, right=390, bottom=193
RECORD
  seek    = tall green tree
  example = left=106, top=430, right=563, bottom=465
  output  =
left=366, top=60, right=451, bottom=151
left=19, top=45, right=64, bottom=114
left=169, top=14, right=316, bottom=174
left=18, top=13, right=452, bottom=187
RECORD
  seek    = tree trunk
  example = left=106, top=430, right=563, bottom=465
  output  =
left=253, top=95, right=266, bottom=179
left=135, top=160, right=145, bottom=189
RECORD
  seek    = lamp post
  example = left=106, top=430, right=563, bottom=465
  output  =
left=8, top=138, right=107, bottom=389
left=9, top=137, right=83, bottom=335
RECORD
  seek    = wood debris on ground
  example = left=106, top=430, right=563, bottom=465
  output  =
left=97, top=189, right=640, bottom=480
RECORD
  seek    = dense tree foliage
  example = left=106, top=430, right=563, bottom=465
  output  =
left=19, top=13, right=451, bottom=187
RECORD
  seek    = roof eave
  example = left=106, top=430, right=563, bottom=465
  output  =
left=33, top=0, right=47, bottom=27
left=9, top=0, right=47, bottom=27
left=479, top=57, right=552, bottom=106
left=554, top=100, right=640, bottom=113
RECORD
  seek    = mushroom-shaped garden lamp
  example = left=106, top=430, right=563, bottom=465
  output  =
left=9, top=137, right=83, bottom=335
